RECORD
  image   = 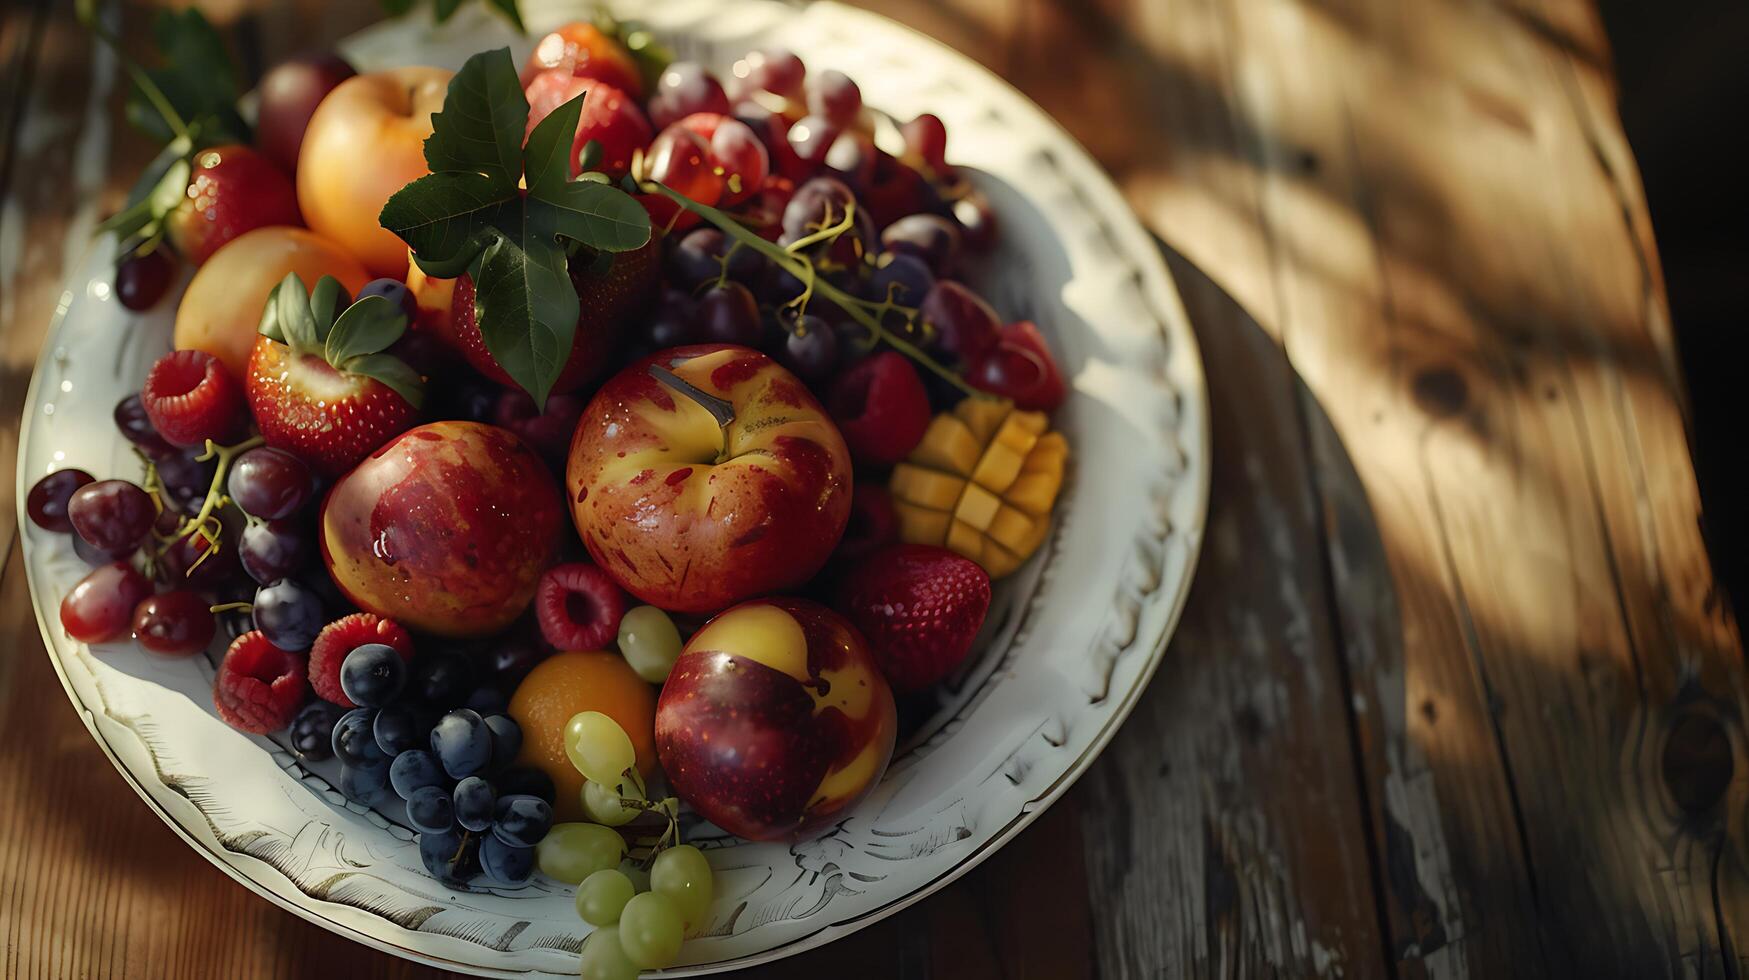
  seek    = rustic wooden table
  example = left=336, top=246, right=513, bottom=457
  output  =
left=3, top=0, right=1743, bottom=977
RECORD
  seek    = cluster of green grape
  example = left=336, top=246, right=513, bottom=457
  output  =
left=535, top=708, right=713, bottom=979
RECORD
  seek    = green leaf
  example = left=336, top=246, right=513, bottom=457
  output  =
left=381, top=171, right=511, bottom=278
left=484, top=0, right=524, bottom=31
left=325, top=296, right=409, bottom=367
left=375, top=46, right=650, bottom=402
left=423, top=48, right=525, bottom=190
left=309, top=276, right=351, bottom=339
left=273, top=273, right=320, bottom=353
left=433, top=0, right=464, bottom=22
left=344, top=353, right=426, bottom=408
left=125, top=10, right=249, bottom=146
left=378, top=0, right=416, bottom=14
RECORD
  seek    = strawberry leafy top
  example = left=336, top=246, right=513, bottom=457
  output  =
left=257, top=274, right=424, bottom=408
left=379, top=47, right=651, bottom=404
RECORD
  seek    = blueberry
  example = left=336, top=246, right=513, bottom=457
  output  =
left=406, top=784, right=455, bottom=834
left=338, top=761, right=391, bottom=805
left=252, top=578, right=324, bottom=651
left=373, top=704, right=424, bottom=757
left=331, top=707, right=385, bottom=766
left=491, top=794, right=552, bottom=848
left=389, top=749, right=447, bottom=800
left=430, top=709, right=493, bottom=779
left=356, top=277, right=417, bottom=320
left=418, top=828, right=475, bottom=883
left=483, top=715, right=521, bottom=772
left=489, top=642, right=543, bottom=686
left=410, top=651, right=474, bottom=706
left=464, top=686, right=508, bottom=717
left=478, top=833, right=535, bottom=887
left=341, top=643, right=406, bottom=707
left=496, top=767, right=556, bottom=805
left=453, top=776, right=497, bottom=832
left=290, top=701, right=344, bottom=761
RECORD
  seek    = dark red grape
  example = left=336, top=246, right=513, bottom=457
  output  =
left=227, top=446, right=314, bottom=520
left=732, top=101, right=798, bottom=182
left=26, top=469, right=94, bottom=533
left=72, top=531, right=132, bottom=567
left=880, top=214, right=962, bottom=276
left=643, top=291, right=700, bottom=349
left=68, top=480, right=156, bottom=553
left=902, top=113, right=948, bottom=171
left=783, top=114, right=840, bottom=181
left=155, top=447, right=218, bottom=516
left=667, top=227, right=764, bottom=290
left=132, top=590, right=216, bottom=656
left=115, top=394, right=176, bottom=459
left=356, top=278, right=417, bottom=321
left=698, top=282, right=762, bottom=346
left=832, top=318, right=878, bottom=368
left=919, top=280, right=1001, bottom=361
left=60, top=561, right=152, bottom=644
left=115, top=250, right=176, bottom=311
left=643, top=126, right=726, bottom=229
left=806, top=69, right=861, bottom=126
left=706, top=118, right=770, bottom=204
left=649, top=61, right=730, bottom=130
left=731, top=48, right=805, bottom=101
left=780, top=176, right=871, bottom=267
left=779, top=314, right=839, bottom=381
left=240, top=518, right=310, bottom=584
left=161, top=514, right=244, bottom=592
left=867, top=253, right=936, bottom=308
left=952, top=188, right=999, bottom=251
left=824, top=131, right=877, bottom=191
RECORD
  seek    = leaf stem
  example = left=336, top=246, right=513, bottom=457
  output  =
left=77, top=2, right=191, bottom=139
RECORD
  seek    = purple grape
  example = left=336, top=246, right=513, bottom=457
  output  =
left=252, top=577, right=324, bottom=651
left=649, top=61, right=730, bottom=130
left=67, top=480, right=156, bottom=553
left=26, top=469, right=94, bottom=533
left=779, top=314, right=839, bottom=382
left=919, top=280, right=1001, bottom=362
left=239, top=518, right=310, bottom=584
left=228, top=447, right=313, bottom=520
left=880, top=213, right=962, bottom=276
left=155, top=448, right=218, bottom=516
left=731, top=48, right=804, bottom=100
left=806, top=69, right=861, bottom=125
left=114, top=395, right=175, bottom=459
left=698, top=282, right=762, bottom=346
left=866, top=253, right=935, bottom=307
left=356, top=277, right=417, bottom=320
left=115, top=250, right=176, bottom=311
left=667, top=227, right=765, bottom=290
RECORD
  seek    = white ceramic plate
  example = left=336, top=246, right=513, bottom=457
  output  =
left=15, top=0, right=1208, bottom=974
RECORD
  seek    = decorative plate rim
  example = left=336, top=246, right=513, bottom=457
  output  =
left=14, top=1, right=1212, bottom=974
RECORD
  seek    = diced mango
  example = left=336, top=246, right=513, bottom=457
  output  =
left=894, top=500, right=952, bottom=545
left=954, top=483, right=1002, bottom=532
left=954, top=397, right=1010, bottom=445
left=891, top=464, right=966, bottom=510
left=970, top=440, right=1026, bottom=494
left=910, top=415, right=981, bottom=475
left=945, top=519, right=985, bottom=562
left=986, top=505, right=1038, bottom=553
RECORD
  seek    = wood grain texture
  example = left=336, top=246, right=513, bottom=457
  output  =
left=4, top=0, right=1741, bottom=977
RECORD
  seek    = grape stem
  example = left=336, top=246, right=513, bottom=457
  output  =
left=646, top=182, right=989, bottom=399
left=159, top=435, right=262, bottom=575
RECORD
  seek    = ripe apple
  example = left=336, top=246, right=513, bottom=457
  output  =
left=566, top=345, right=852, bottom=613
left=173, top=225, right=370, bottom=378
left=255, top=52, right=357, bottom=172
left=520, top=22, right=644, bottom=96
left=524, top=69, right=651, bottom=176
left=320, top=421, right=564, bottom=637
left=164, top=144, right=303, bottom=266
left=297, top=66, right=453, bottom=277
left=655, top=597, right=897, bottom=841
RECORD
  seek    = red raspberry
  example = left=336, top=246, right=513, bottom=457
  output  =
left=142, top=349, right=245, bottom=447
left=828, top=352, right=931, bottom=467
left=214, top=631, right=308, bottom=733
left=308, top=613, right=415, bottom=707
left=835, top=543, right=992, bottom=691
left=535, top=562, right=627, bottom=651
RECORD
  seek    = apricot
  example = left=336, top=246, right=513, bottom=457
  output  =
left=509, top=651, right=657, bottom=822
left=297, top=66, right=452, bottom=277
left=172, top=226, right=369, bottom=378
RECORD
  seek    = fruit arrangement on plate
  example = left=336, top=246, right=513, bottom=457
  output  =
left=25, top=8, right=1080, bottom=978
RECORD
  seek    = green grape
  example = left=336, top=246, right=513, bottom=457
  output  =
left=582, top=779, right=642, bottom=827
left=578, top=927, right=640, bottom=980
left=618, top=891, right=684, bottom=969
left=576, top=868, right=637, bottom=926
left=618, top=605, right=684, bottom=683
left=535, top=822, right=626, bottom=885
left=564, top=711, right=637, bottom=784
left=650, top=844, right=714, bottom=929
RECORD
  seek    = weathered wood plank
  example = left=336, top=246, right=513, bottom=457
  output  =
left=1197, top=0, right=1748, bottom=975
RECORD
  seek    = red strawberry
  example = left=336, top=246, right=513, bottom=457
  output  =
left=835, top=543, right=992, bottom=691
left=966, top=320, right=1066, bottom=411
left=535, top=562, right=627, bottom=651
left=165, top=144, right=302, bottom=266
left=308, top=613, right=415, bottom=707
left=244, top=274, right=424, bottom=477
left=214, top=630, right=308, bottom=733
left=142, top=349, right=246, bottom=447
left=445, top=234, right=657, bottom=395
left=828, top=352, right=931, bottom=466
